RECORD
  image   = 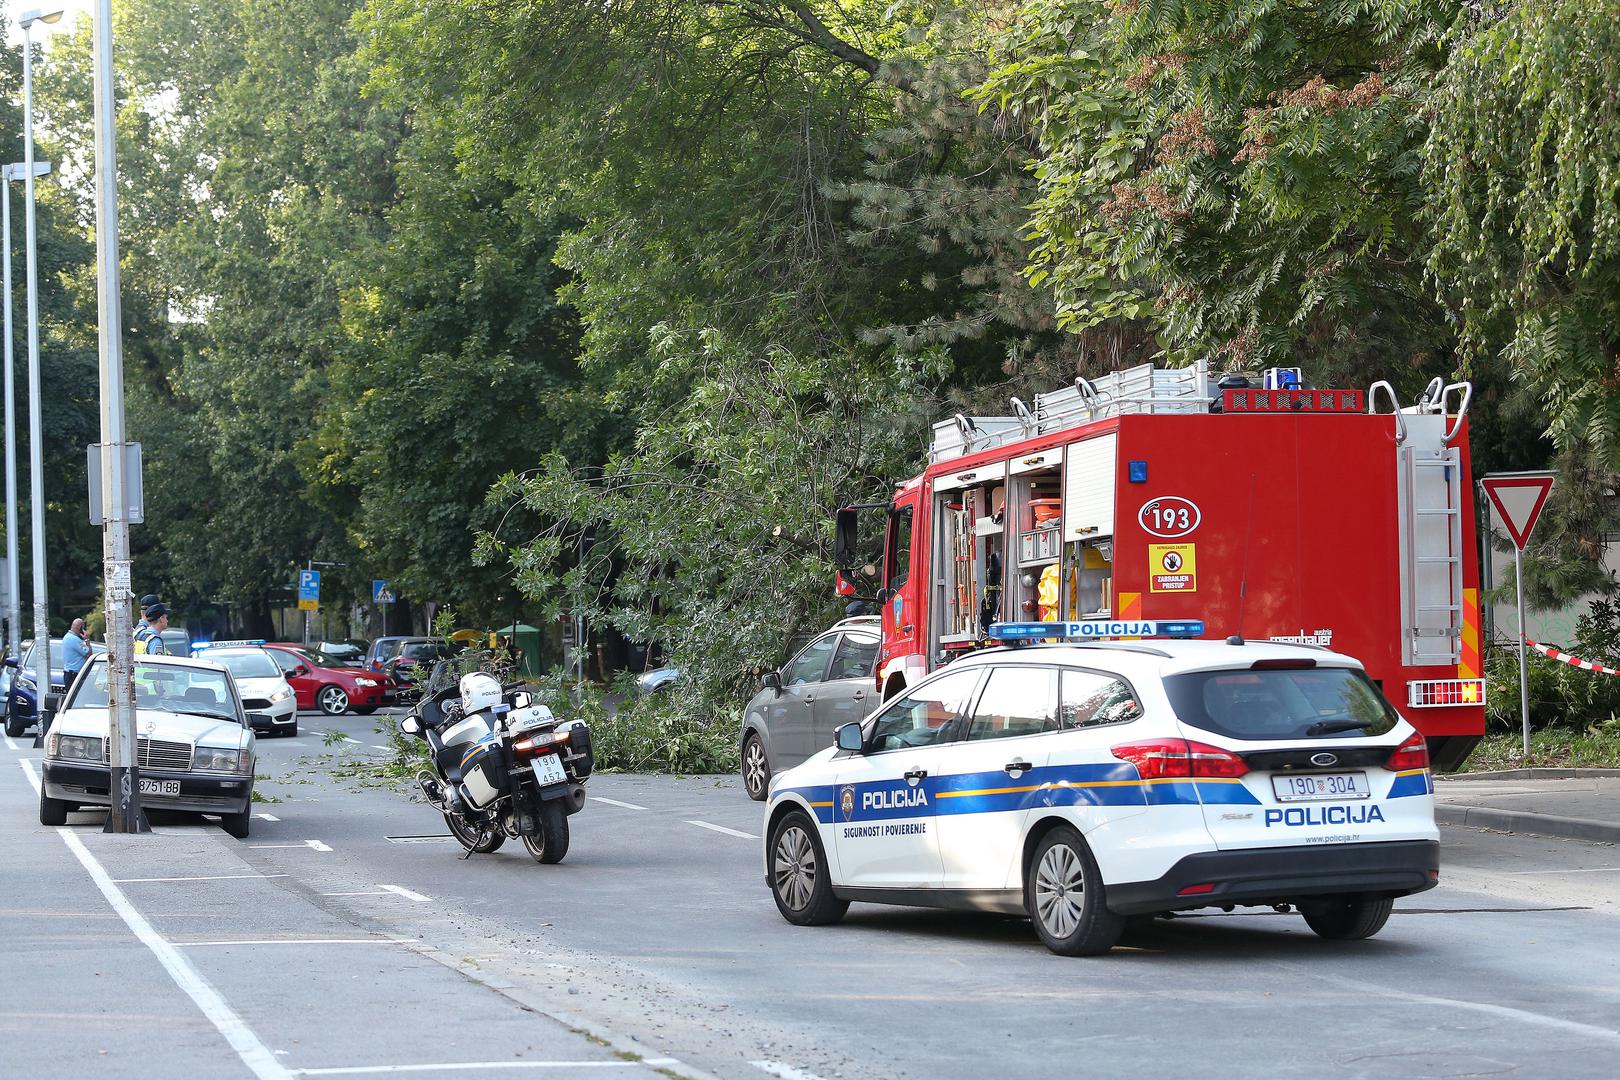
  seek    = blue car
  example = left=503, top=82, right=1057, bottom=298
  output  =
left=4, top=638, right=105, bottom=738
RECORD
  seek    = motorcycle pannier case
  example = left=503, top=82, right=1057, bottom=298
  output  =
left=563, top=722, right=594, bottom=780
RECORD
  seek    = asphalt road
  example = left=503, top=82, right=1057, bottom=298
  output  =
left=6, top=708, right=1620, bottom=1080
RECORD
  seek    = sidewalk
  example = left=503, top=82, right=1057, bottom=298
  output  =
left=1434, top=772, right=1620, bottom=844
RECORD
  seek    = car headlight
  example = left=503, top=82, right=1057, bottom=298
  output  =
left=270, top=686, right=293, bottom=703
left=192, top=747, right=246, bottom=773
left=17, top=673, right=34, bottom=690
left=47, top=734, right=104, bottom=762
left=354, top=678, right=376, bottom=687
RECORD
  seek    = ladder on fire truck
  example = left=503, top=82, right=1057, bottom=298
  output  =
left=1374, top=378, right=1475, bottom=668
left=930, top=360, right=1215, bottom=464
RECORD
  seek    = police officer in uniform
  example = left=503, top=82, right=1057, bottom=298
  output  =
left=134, top=604, right=169, bottom=655
left=134, top=594, right=161, bottom=636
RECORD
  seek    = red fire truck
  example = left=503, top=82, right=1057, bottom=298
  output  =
left=836, top=361, right=1486, bottom=770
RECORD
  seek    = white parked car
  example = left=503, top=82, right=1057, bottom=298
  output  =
left=40, top=654, right=258, bottom=838
left=195, top=644, right=300, bottom=737
left=762, top=624, right=1439, bottom=955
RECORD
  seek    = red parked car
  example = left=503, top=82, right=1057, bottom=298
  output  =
left=263, top=644, right=397, bottom=716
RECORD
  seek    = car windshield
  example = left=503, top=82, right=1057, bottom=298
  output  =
left=68, top=658, right=239, bottom=722
left=401, top=643, right=453, bottom=660
left=1164, top=665, right=1399, bottom=741
left=209, top=650, right=281, bottom=679
left=22, top=639, right=66, bottom=669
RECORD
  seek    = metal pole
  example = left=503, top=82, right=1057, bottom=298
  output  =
left=91, top=0, right=146, bottom=832
left=20, top=24, right=50, bottom=720
left=1515, top=545, right=1531, bottom=759
left=302, top=559, right=311, bottom=647
left=2, top=164, right=19, bottom=659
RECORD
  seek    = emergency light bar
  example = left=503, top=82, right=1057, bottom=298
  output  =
left=988, top=620, right=1205, bottom=641
left=193, top=639, right=267, bottom=650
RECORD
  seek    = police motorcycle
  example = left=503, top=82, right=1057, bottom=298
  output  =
left=399, top=664, right=593, bottom=863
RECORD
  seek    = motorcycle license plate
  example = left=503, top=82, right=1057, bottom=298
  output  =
left=138, top=779, right=181, bottom=797
left=531, top=754, right=567, bottom=786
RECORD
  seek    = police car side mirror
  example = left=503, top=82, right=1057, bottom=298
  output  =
left=763, top=670, right=782, bottom=693
left=399, top=715, right=424, bottom=737
left=836, top=722, right=864, bottom=753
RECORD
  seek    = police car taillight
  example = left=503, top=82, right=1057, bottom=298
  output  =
left=1384, top=732, right=1429, bottom=772
left=1111, top=739, right=1248, bottom=780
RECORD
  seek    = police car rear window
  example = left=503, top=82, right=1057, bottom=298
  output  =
left=1163, top=666, right=1399, bottom=741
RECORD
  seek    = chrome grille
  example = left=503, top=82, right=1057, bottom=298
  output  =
left=103, top=738, right=192, bottom=771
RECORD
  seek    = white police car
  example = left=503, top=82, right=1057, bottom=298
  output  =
left=195, top=642, right=300, bottom=737
left=762, top=621, right=1439, bottom=955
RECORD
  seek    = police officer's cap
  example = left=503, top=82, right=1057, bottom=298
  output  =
left=144, top=603, right=169, bottom=620
left=140, top=594, right=160, bottom=608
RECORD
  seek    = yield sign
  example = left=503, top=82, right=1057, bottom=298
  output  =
left=1481, top=471, right=1555, bottom=550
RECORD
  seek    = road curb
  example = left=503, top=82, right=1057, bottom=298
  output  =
left=1435, top=803, right=1620, bottom=844
left=1447, top=768, right=1620, bottom=780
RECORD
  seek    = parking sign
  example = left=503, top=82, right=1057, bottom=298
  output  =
left=298, top=569, right=320, bottom=612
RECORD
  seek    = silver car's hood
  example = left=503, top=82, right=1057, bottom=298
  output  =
left=52, top=707, right=251, bottom=749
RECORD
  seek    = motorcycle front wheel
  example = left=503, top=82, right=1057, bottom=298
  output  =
left=521, top=801, right=569, bottom=864
left=445, top=812, right=505, bottom=854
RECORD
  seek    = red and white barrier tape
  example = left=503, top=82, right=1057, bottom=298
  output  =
left=1526, top=639, right=1620, bottom=676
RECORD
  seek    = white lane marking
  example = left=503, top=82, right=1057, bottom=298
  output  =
left=255, top=813, right=280, bottom=822
left=299, top=1063, right=675, bottom=1076
left=113, top=874, right=289, bottom=884
left=379, top=884, right=432, bottom=903
left=370, top=744, right=391, bottom=751
left=685, top=819, right=758, bottom=840
left=1309, top=969, right=1620, bottom=1047
left=320, top=732, right=361, bottom=744
left=322, top=891, right=389, bottom=897
left=176, top=939, right=403, bottom=947
left=37, top=788, right=293, bottom=1077
left=250, top=839, right=332, bottom=852
left=1504, top=867, right=1620, bottom=875
left=19, top=757, right=41, bottom=792
left=4, top=734, right=18, bottom=750
left=751, top=1063, right=831, bottom=1080
left=591, top=796, right=648, bottom=811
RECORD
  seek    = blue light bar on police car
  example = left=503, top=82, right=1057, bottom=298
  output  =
left=987, top=620, right=1205, bottom=641
left=193, top=639, right=267, bottom=650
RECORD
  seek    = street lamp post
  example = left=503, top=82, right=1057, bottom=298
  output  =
left=76, top=0, right=147, bottom=832
left=18, top=7, right=62, bottom=720
left=3, top=159, right=50, bottom=664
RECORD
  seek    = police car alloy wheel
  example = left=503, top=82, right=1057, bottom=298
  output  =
left=743, top=734, right=770, bottom=801
left=1298, top=894, right=1394, bottom=940
left=1026, top=826, right=1125, bottom=956
left=317, top=685, right=350, bottom=716
left=769, top=811, right=848, bottom=926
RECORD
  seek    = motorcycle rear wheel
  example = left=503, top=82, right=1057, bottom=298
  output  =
left=521, top=801, right=569, bottom=864
left=445, top=812, right=505, bottom=854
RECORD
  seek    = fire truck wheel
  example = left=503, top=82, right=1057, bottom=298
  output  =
left=742, top=733, right=770, bottom=801
left=1025, top=825, right=1124, bottom=956
left=1299, top=894, right=1394, bottom=940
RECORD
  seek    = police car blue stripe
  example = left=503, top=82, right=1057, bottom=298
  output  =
left=769, top=762, right=1262, bottom=824
left=1386, top=771, right=1432, bottom=798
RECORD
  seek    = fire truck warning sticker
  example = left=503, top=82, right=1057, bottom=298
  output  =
left=1150, top=543, right=1197, bottom=593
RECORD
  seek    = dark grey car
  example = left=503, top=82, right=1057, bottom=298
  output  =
left=740, top=619, right=879, bottom=800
